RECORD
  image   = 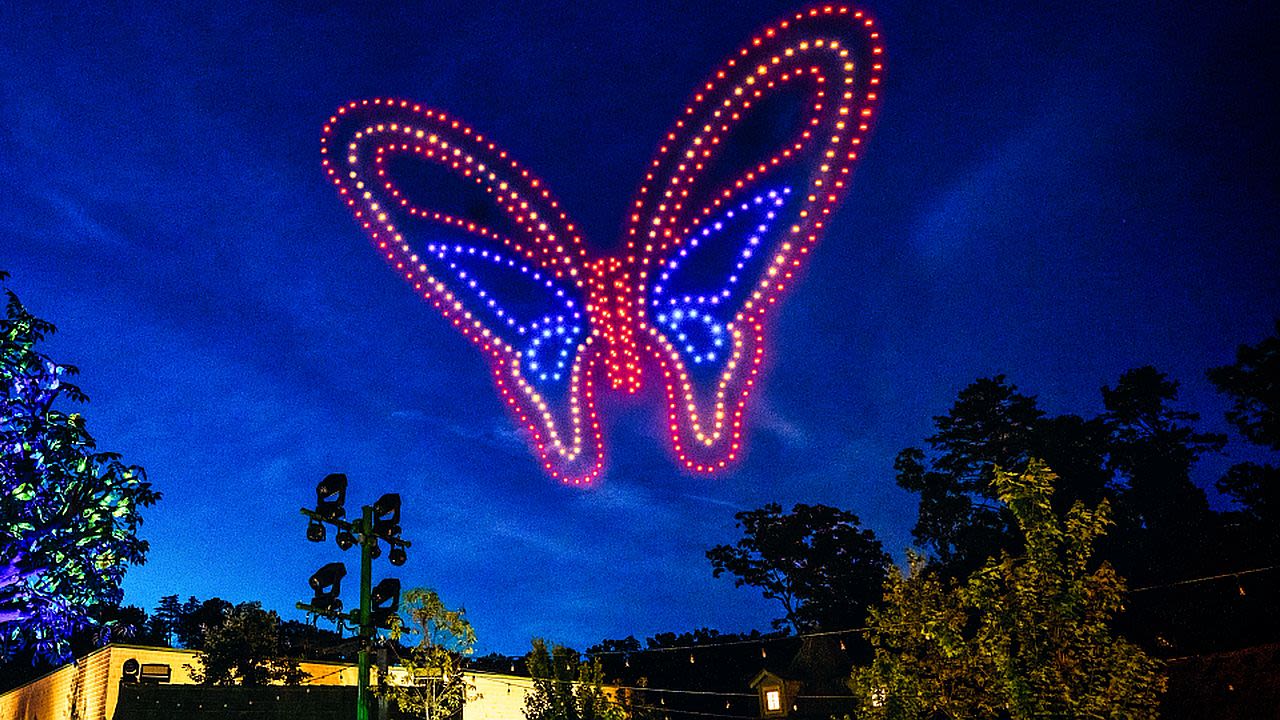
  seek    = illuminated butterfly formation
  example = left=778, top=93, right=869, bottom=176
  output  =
left=322, top=5, right=884, bottom=484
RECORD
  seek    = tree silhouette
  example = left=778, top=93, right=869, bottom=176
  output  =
left=707, top=503, right=889, bottom=632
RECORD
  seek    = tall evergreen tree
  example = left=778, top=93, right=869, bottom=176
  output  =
left=524, top=639, right=621, bottom=720
left=1208, top=320, right=1280, bottom=556
left=895, top=375, right=1107, bottom=576
left=1100, top=366, right=1224, bottom=583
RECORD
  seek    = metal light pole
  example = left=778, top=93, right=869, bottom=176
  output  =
left=298, top=474, right=410, bottom=720
left=356, top=504, right=374, bottom=720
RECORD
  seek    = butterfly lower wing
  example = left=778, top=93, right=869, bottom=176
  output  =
left=626, top=7, right=886, bottom=472
left=322, top=99, right=605, bottom=484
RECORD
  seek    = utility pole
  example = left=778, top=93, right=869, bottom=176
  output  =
left=298, top=473, right=409, bottom=720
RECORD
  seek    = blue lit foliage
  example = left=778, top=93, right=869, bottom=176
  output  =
left=651, top=188, right=791, bottom=376
left=0, top=272, right=159, bottom=662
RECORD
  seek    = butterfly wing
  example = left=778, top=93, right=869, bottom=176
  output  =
left=626, top=7, right=886, bottom=472
left=322, top=99, right=606, bottom=484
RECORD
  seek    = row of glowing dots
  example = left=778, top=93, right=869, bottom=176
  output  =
left=353, top=122, right=757, bottom=440
left=647, top=212, right=804, bottom=444
left=337, top=120, right=622, bottom=474
left=630, top=11, right=881, bottom=254
left=325, top=100, right=588, bottom=275
left=362, top=131, right=580, bottom=275
left=369, top=140, right=580, bottom=274
left=402, top=229, right=588, bottom=454
left=325, top=125, right=733, bottom=479
left=492, top=346, right=603, bottom=484
left=650, top=32, right=879, bottom=324
left=627, top=57, right=825, bottom=253
left=624, top=53, right=836, bottom=334
left=635, top=47, right=849, bottom=446
left=657, top=317, right=768, bottom=468
left=651, top=190, right=790, bottom=365
left=637, top=34, right=874, bottom=447
left=655, top=60, right=829, bottom=234
left=655, top=42, right=866, bottom=247
left=648, top=195, right=775, bottom=447
left=652, top=189, right=790, bottom=305
left=637, top=47, right=856, bottom=376
left=586, top=256, right=644, bottom=394
left=422, top=243, right=583, bottom=385
left=320, top=103, right=534, bottom=259
left=357, top=134, right=594, bottom=431
left=327, top=115, right=596, bottom=457
left=647, top=311, right=758, bottom=447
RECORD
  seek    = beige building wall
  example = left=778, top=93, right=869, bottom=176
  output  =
left=466, top=672, right=537, bottom=720
left=0, top=644, right=203, bottom=720
left=0, top=644, right=534, bottom=720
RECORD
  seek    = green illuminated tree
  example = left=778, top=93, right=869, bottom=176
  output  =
left=0, top=271, right=159, bottom=662
left=849, top=553, right=992, bottom=719
left=380, top=587, right=477, bottom=719
left=707, top=503, right=889, bottom=631
left=852, top=461, right=1165, bottom=719
left=524, top=638, right=622, bottom=720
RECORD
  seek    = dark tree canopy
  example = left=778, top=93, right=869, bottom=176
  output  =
left=186, top=601, right=308, bottom=686
left=896, top=370, right=1224, bottom=584
left=706, top=503, right=889, bottom=632
left=0, top=271, right=159, bottom=661
left=895, top=365, right=1280, bottom=656
left=1099, top=366, right=1225, bottom=582
left=894, top=376, right=1051, bottom=575
left=176, top=596, right=235, bottom=649
left=1209, top=320, right=1280, bottom=450
left=1209, top=321, right=1280, bottom=553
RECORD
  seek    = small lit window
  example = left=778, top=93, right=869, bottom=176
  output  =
left=766, top=689, right=782, bottom=712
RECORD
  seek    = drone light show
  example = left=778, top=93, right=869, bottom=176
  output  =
left=321, top=5, right=884, bottom=484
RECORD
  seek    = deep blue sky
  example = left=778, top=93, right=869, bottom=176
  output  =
left=1, top=1, right=1276, bottom=654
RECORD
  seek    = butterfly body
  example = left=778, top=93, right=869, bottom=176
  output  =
left=322, top=5, right=885, bottom=484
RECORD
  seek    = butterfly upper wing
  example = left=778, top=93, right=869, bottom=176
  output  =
left=322, top=99, right=606, bottom=484
left=625, top=6, right=885, bottom=472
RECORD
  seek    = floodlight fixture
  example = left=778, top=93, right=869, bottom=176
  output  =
left=316, top=473, right=348, bottom=521
left=372, top=493, right=401, bottom=538
left=310, top=561, right=347, bottom=592
left=306, top=518, right=326, bottom=543
left=122, top=658, right=140, bottom=684
left=370, top=577, right=401, bottom=629
left=388, top=545, right=407, bottom=566
left=308, top=561, right=346, bottom=613
left=336, top=529, right=356, bottom=551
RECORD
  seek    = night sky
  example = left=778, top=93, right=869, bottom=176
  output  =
left=1, top=1, right=1276, bottom=654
